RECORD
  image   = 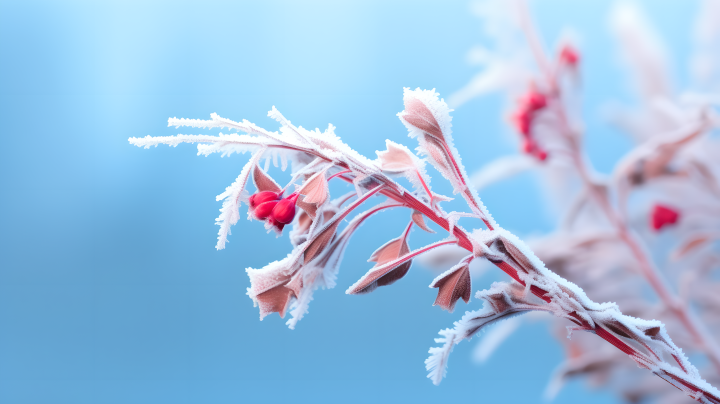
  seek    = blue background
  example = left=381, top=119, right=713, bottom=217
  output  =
left=0, top=1, right=699, bottom=403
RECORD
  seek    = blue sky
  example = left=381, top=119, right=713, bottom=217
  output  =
left=0, top=1, right=700, bottom=403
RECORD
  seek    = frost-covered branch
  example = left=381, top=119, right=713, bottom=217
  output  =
left=131, top=82, right=719, bottom=401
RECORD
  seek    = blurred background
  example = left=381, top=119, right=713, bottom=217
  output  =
left=0, top=0, right=703, bottom=403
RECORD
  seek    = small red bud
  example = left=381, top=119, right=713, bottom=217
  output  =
left=559, top=45, right=580, bottom=66
left=535, top=149, right=548, bottom=161
left=249, top=191, right=281, bottom=209
left=651, top=204, right=680, bottom=231
left=271, top=193, right=299, bottom=224
left=254, top=200, right=279, bottom=220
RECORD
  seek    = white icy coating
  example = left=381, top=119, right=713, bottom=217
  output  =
left=215, top=150, right=265, bottom=250
left=424, top=226, right=720, bottom=398
left=426, top=282, right=538, bottom=385
left=398, top=88, right=497, bottom=228
left=130, top=86, right=720, bottom=401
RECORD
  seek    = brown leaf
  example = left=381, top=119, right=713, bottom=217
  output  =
left=348, top=223, right=413, bottom=294
left=256, top=283, right=294, bottom=319
left=303, top=220, right=341, bottom=264
left=348, top=260, right=412, bottom=295
left=430, top=257, right=472, bottom=312
left=496, top=236, right=537, bottom=274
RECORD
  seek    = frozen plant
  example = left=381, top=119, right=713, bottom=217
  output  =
left=132, top=86, right=719, bottom=400
left=436, top=0, right=720, bottom=402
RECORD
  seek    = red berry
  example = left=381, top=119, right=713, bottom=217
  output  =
left=249, top=191, right=281, bottom=209
left=524, top=91, right=547, bottom=111
left=559, top=45, right=580, bottom=66
left=254, top=200, right=279, bottom=220
left=521, top=138, right=536, bottom=154
left=651, top=204, right=680, bottom=231
left=271, top=193, right=299, bottom=224
left=513, top=110, right=532, bottom=136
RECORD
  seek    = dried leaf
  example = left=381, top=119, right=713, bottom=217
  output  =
left=430, top=256, right=473, bottom=312
left=348, top=224, right=413, bottom=294
left=256, top=282, right=294, bottom=319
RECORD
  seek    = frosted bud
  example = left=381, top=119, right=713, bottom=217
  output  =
left=272, top=193, right=300, bottom=224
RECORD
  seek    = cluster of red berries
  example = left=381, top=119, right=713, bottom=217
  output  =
left=512, top=89, right=548, bottom=161
left=650, top=204, right=680, bottom=232
left=249, top=191, right=299, bottom=232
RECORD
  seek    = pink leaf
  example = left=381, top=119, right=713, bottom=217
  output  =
left=296, top=195, right=319, bottom=220
left=253, top=164, right=281, bottom=194
left=429, top=256, right=473, bottom=312
left=298, top=169, right=329, bottom=206
left=401, top=97, right=444, bottom=141
left=421, top=135, right=453, bottom=176
left=367, top=223, right=412, bottom=266
left=376, top=140, right=420, bottom=173
left=412, top=210, right=435, bottom=233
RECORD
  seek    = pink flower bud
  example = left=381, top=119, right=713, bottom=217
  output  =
left=651, top=204, right=679, bottom=231
left=271, top=193, right=299, bottom=224
left=253, top=200, right=279, bottom=220
left=249, top=191, right=281, bottom=209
